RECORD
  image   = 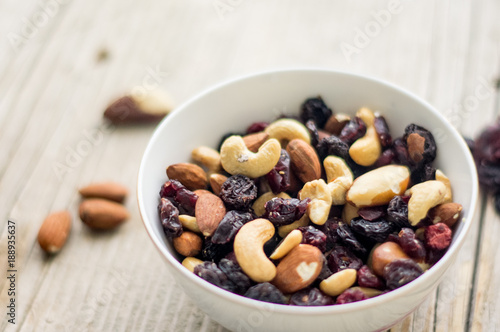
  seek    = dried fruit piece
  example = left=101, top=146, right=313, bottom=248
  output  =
left=373, top=115, right=392, bottom=148
left=244, top=283, right=287, bottom=304
left=159, top=198, right=182, bottom=237
left=298, top=226, right=327, bottom=252
left=397, top=228, right=426, bottom=260
left=201, top=238, right=233, bottom=262
left=78, top=182, right=128, bottom=203
left=357, top=265, right=384, bottom=289
left=37, top=211, right=72, bottom=253
left=252, top=192, right=291, bottom=217
left=289, top=288, right=334, bottom=306
left=218, top=258, right=252, bottom=294
left=194, top=262, right=237, bottom=292
left=327, top=245, right=363, bottom=273
left=212, top=211, right=253, bottom=244
left=159, top=180, right=198, bottom=216
left=317, top=136, right=350, bottom=161
left=336, top=288, right=368, bottom=304
left=339, top=117, right=367, bottom=145
left=246, top=121, right=269, bottom=134
left=425, top=223, right=452, bottom=250
left=383, top=259, right=423, bottom=290
left=350, top=217, right=393, bottom=243
left=386, top=196, right=411, bottom=229
left=80, top=198, right=129, bottom=230
left=300, top=97, right=333, bottom=129
left=264, top=197, right=309, bottom=226
left=266, top=149, right=291, bottom=194
left=336, top=222, right=367, bottom=255
left=219, top=174, right=257, bottom=210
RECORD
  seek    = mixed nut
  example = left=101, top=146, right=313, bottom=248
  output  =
left=157, top=97, right=463, bottom=306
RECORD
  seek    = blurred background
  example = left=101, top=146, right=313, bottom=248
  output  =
left=0, top=0, right=499, bottom=331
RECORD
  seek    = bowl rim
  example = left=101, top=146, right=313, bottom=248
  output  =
left=137, top=67, right=479, bottom=315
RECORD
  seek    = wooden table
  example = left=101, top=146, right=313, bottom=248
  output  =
left=1, top=0, right=499, bottom=331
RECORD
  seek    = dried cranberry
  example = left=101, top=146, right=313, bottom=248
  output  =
left=218, top=258, right=252, bottom=294
left=290, top=288, right=334, bottom=306
left=317, top=136, right=350, bottom=161
left=244, top=283, right=287, bottom=304
left=398, top=228, right=426, bottom=260
left=411, top=163, right=436, bottom=185
left=201, top=238, right=233, bottom=263
left=300, top=96, right=333, bottom=129
left=383, top=259, right=423, bottom=290
left=357, top=265, right=384, bottom=289
left=374, top=148, right=396, bottom=167
left=246, top=121, right=269, bottom=134
left=158, top=198, right=182, bottom=237
left=159, top=180, right=198, bottom=215
left=358, top=206, right=386, bottom=221
left=387, top=196, right=411, bottom=230
left=350, top=217, right=393, bottom=243
left=212, top=211, right=253, bottom=244
left=266, top=149, right=291, bottom=194
left=220, top=175, right=257, bottom=210
left=393, top=138, right=411, bottom=166
left=374, top=115, right=392, bottom=148
left=336, top=288, right=368, bottom=304
left=339, top=117, right=367, bottom=145
left=336, top=222, right=367, bottom=255
left=194, top=262, right=237, bottom=293
left=264, top=197, right=309, bottom=226
left=319, top=217, right=341, bottom=251
left=306, top=120, right=320, bottom=147
left=327, top=246, right=363, bottom=273
left=424, top=223, right=452, bottom=250
left=298, top=226, right=327, bottom=252
left=403, top=124, right=437, bottom=165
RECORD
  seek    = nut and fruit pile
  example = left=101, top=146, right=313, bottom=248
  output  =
left=158, top=97, right=463, bottom=306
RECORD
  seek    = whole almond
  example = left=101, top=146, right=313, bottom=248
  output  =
left=79, top=198, right=129, bottom=230
left=428, top=203, right=462, bottom=227
left=286, top=139, right=321, bottom=183
left=37, top=211, right=72, bottom=253
left=209, top=173, right=228, bottom=196
left=242, top=132, right=269, bottom=152
left=195, top=192, right=226, bottom=236
left=167, top=163, right=208, bottom=191
left=173, top=231, right=203, bottom=257
left=78, top=182, right=128, bottom=203
left=272, top=244, right=323, bottom=294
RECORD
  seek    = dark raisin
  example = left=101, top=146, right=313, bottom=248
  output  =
left=212, top=211, right=253, bottom=244
left=220, top=175, right=258, bottom=210
left=358, top=206, right=386, bottom=221
left=393, top=138, right=411, bottom=166
left=339, top=117, right=367, bottom=145
left=477, top=163, right=500, bottom=192
left=298, top=226, right=327, bottom=252
left=218, top=258, right=252, bottom=294
left=374, top=148, right=396, bottom=168
left=263, top=232, right=281, bottom=257
left=319, top=217, right=341, bottom=251
left=194, top=262, right=237, bottom=292
left=336, top=222, right=367, bottom=255
left=244, top=283, right=287, bottom=304
left=387, top=196, right=411, bottom=230
left=357, top=265, right=384, bottom=289
left=374, top=115, right=392, bottom=148
left=411, top=163, right=436, bottom=185
left=317, top=136, right=350, bottom=161
left=350, top=217, right=393, bottom=243
left=264, top=197, right=309, bottom=226
left=290, top=288, right=334, bottom=306
left=327, top=246, right=363, bottom=273
left=426, top=248, right=446, bottom=265
left=317, top=259, right=333, bottom=281
left=201, top=238, right=233, bottom=263
left=218, top=132, right=244, bottom=151
left=424, top=223, right=452, bottom=251
left=383, top=259, right=423, bottom=290
left=306, top=120, right=320, bottom=147
left=159, top=180, right=198, bottom=215
left=403, top=124, right=437, bottom=165
left=398, top=228, right=426, bottom=260
left=246, top=122, right=269, bottom=134
left=266, top=149, right=291, bottom=194
left=158, top=198, right=182, bottom=238
left=300, top=96, right=333, bottom=129
left=336, top=288, right=368, bottom=304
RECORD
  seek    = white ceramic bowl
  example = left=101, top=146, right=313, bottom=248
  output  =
left=137, top=69, right=478, bottom=332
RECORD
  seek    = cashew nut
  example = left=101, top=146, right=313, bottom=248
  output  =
left=252, top=192, right=291, bottom=217
left=234, top=219, right=277, bottom=282
left=349, top=108, right=382, bottom=166
left=278, top=214, right=310, bottom=238
left=324, top=156, right=353, bottom=205
left=408, top=180, right=447, bottom=226
left=179, top=215, right=201, bottom=233
left=299, top=179, right=332, bottom=225
left=192, top=146, right=222, bottom=175
left=319, top=268, right=357, bottom=296
left=435, top=169, right=453, bottom=203
left=265, top=118, right=311, bottom=146
left=342, top=202, right=359, bottom=225
left=270, top=229, right=303, bottom=260
left=220, top=136, right=281, bottom=178
left=182, top=257, right=204, bottom=273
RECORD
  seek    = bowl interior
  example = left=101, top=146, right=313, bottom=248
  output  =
left=138, top=69, right=478, bottom=317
